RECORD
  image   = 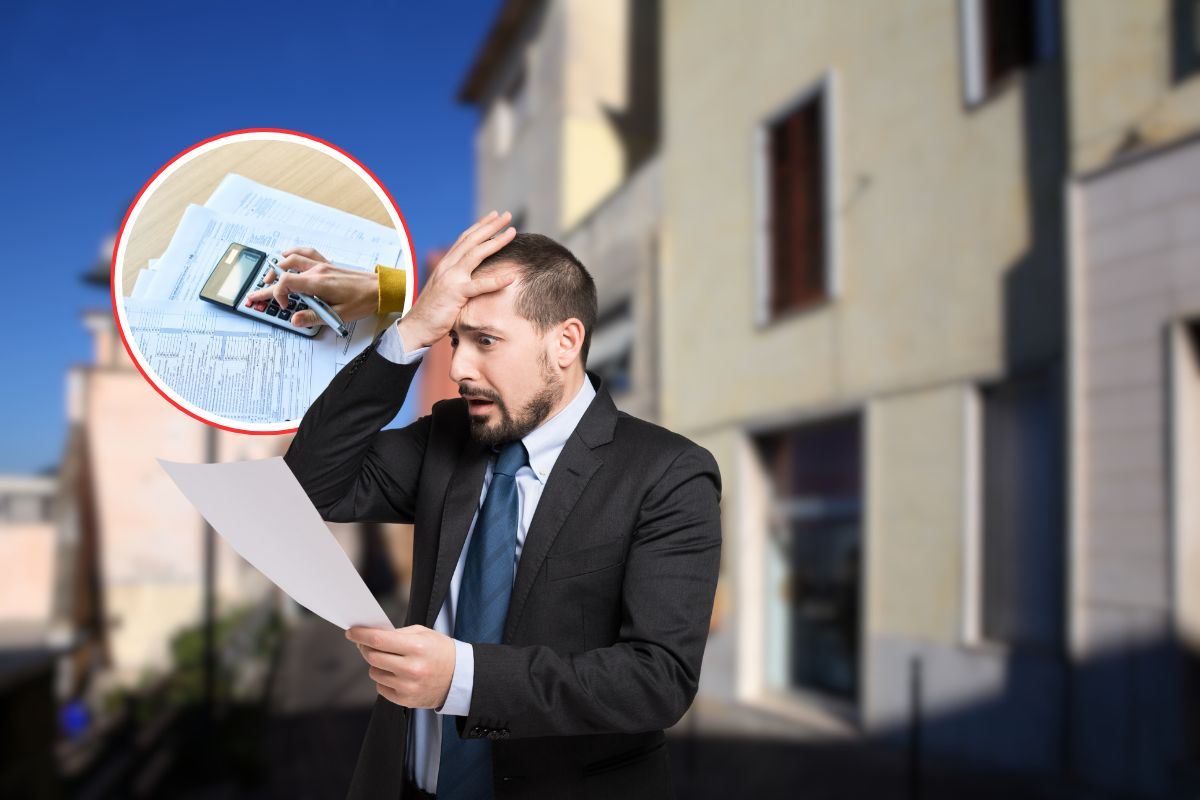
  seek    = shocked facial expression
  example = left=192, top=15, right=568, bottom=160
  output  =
left=449, top=266, right=566, bottom=447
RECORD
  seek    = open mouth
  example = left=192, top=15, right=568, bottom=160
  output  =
left=466, top=397, right=496, bottom=414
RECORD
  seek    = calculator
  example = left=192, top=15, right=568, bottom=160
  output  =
left=199, top=243, right=320, bottom=337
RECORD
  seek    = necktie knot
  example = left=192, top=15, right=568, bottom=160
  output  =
left=493, top=440, right=528, bottom=477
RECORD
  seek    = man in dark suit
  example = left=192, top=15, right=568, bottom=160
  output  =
left=284, top=210, right=723, bottom=799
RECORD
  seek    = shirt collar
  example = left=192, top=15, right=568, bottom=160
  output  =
left=517, top=372, right=596, bottom=484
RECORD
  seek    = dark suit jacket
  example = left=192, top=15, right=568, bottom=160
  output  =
left=284, top=334, right=723, bottom=799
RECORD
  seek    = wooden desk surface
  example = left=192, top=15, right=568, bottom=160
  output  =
left=122, top=139, right=395, bottom=297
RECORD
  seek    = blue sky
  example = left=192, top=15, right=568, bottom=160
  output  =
left=0, top=0, right=502, bottom=472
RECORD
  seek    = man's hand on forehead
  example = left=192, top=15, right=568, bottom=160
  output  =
left=397, top=211, right=518, bottom=350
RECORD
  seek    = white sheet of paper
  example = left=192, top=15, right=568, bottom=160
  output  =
left=206, top=173, right=402, bottom=254
left=158, top=457, right=394, bottom=630
left=123, top=298, right=374, bottom=424
left=131, top=264, right=157, bottom=297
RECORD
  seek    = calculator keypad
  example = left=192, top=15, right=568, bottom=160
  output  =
left=237, top=256, right=318, bottom=336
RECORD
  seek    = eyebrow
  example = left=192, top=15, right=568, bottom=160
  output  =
left=450, top=322, right=503, bottom=335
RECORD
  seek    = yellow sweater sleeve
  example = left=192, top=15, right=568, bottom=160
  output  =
left=374, top=265, right=408, bottom=315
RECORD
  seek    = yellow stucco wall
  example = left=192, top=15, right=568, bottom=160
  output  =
left=866, top=386, right=968, bottom=641
left=660, top=0, right=1026, bottom=436
left=1066, top=0, right=1200, bottom=173
left=659, top=0, right=1039, bottom=653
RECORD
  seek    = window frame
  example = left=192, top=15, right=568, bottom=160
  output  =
left=964, top=366, right=1066, bottom=653
left=753, top=69, right=840, bottom=329
left=492, top=54, right=531, bottom=156
left=1173, top=0, right=1200, bottom=83
left=959, top=0, right=1056, bottom=108
left=748, top=410, right=865, bottom=711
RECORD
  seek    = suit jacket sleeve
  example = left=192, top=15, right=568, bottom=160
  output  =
left=284, top=334, right=431, bottom=524
left=460, top=444, right=723, bottom=738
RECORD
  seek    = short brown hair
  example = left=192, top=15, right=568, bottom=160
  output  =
left=474, top=232, right=598, bottom=367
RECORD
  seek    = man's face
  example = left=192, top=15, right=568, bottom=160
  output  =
left=449, top=265, right=565, bottom=447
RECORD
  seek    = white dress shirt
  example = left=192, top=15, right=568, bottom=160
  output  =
left=376, top=321, right=597, bottom=792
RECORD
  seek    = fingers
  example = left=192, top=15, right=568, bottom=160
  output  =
left=271, top=270, right=319, bottom=306
left=377, top=682, right=405, bottom=707
left=290, top=310, right=318, bottom=327
left=347, top=625, right=397, bottom=651
left=446, top=210, right=513, bottom=266
left=361, top=646, right=405, bottom=675
left=243, top=265, right=280, bottom=307
left=463, top=225, right=516, bottom=270
left=281, top=246, right=328, bottom=262
left=247, top=270, right=317, bottom=309
left=278, top=254, right=319, bottom=273
left=464, top=267, right=518, bottom=298
left=346, top=625, right=426, bottom=653
left=261, top=254, right=322, bottom=308
left=450, top=210, right=500, bottom=251
left=370, top=666, right=399, bottom=688
left=244, top=285, right=272, bottom=306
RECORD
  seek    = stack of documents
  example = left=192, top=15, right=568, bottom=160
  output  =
left=125, top=174, right=407, bottom=425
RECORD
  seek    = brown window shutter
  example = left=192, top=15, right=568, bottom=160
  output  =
left=770, top=94, right=826, bottom=317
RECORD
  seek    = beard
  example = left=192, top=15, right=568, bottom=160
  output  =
left=463, top=351, right=564, bottom=447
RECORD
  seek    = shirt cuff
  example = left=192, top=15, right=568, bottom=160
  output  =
left=376, top=320, right=430, bottom=365
left=435, top=640, right=474, bottom=716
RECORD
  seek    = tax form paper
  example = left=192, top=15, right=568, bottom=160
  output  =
left=125, top=173, right=408, bottom=425
left=159, top=457, right=394, bottom=631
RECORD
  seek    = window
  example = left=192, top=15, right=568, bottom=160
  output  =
left=761, top=80, right=831, bottom=321
left=959, top=0, right=1057, bottom=106
left=493, top=61, right=529, bottom=156
left=1169, top=321, right=1200, bottom=749
left=588, top=299, right=634, bottom=395
left=755, top=414, right=862, bottom=702
left=977, top=366, right=1064, bottom=648
left=0, top=489, right=54, bottom=523
left=506, top=62, right=529, bottom=127
left=1173, top=0, right=1200, bottom=82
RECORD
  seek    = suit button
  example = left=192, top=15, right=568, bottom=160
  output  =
left=487, top=730, right=501, bottom=740
left=470, top=726, right=483, bottom=736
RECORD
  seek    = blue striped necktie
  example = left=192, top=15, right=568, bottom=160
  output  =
left=436, top=439, right=527, bottom=800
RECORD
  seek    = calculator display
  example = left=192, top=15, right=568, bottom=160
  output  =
left=201, top=244, right=264, bottom=307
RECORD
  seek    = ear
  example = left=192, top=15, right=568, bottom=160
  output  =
left=554, top=318, right=586, bottom=369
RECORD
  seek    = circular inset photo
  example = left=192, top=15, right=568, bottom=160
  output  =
left=112, top=128, right=416, bottom=433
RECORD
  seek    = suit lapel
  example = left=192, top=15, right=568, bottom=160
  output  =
left=425, top=436, right=490, bottom=628
left=503, top=433, right=601, bottom=641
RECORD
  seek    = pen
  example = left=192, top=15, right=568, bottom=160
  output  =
left=296, top=290, right=350, bottom=337
left=278, top=268, right=350, bottom=337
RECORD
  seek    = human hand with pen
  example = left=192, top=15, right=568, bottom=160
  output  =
left=243, top=247, right=380, bottom=328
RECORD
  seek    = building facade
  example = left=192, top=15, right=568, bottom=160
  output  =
left=459, top=0, right=1200, bottom=794
left=460, top=0, right=663, bottom=419
left=1066, top=0, right=1200, bottom=793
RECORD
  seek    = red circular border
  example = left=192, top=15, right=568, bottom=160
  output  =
left=110, top=128, right=419, bottom=435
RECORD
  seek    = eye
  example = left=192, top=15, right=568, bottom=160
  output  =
left=478, top=335, right=496, bottom=347
left=449, top=335, right=458, bottom=348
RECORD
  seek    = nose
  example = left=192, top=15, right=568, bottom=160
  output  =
left=448, top=341, right=478, bottom=388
